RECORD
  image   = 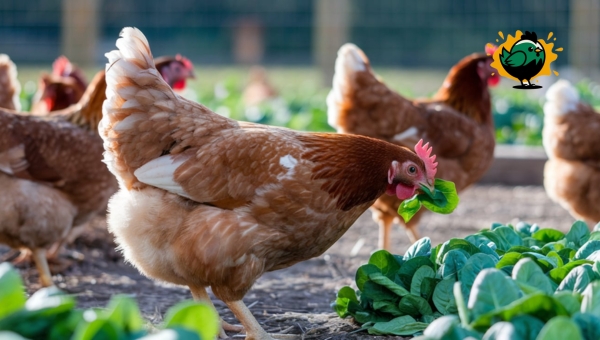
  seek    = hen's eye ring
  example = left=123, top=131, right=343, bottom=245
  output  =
left=529, top=47, right=533, bottom=52
left=408, top=166, right=416, bottom=174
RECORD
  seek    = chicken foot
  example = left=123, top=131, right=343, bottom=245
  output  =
left=189, top=286, right=244, bottom=338
left=1, top=248, right=30, bottom=263
left=225, top=300, right=300, bottom=340
left=32, top=248, right=53, bottom=287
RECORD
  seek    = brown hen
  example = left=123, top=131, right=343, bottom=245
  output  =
left=0, top=70, right=117, bottom=286
left=543, top=80, right=600, bottom=226
left=30, top=56, right=88, bottom=114
left=327, top=44, right=499, bottom=250
left=243, top=66, right=278, bottom=106
left=100, top=28, right=438, bottom=339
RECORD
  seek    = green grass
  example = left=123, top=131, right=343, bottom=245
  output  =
left=17, top=64, right=600, bottom=146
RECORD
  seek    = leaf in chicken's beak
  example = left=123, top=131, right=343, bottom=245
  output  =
left=398, top=195, right=422, bottom=223
left=398, top=179, right=460, bottom=222
left=419, top=183, right=435, bottom=198
left=420, top=179, right=459, bottom=214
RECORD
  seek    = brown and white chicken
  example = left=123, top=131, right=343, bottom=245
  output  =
left=100, top=28, right=438, bottom=339
left=543, top=80, right=600, bottom=226
left=0, top=54, right=21, bottom=111
left=0, top=70, right=117, bottom=286
left=327, top=44, right=499, bottom=250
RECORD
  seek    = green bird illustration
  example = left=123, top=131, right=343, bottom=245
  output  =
left=500, top=31, right=545, bottom=87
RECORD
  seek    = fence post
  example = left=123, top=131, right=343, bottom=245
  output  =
left=61, top=0, right=99, bottom=67
left=313, top=0, right=351, bottom=86
left=569, top=0, right=600, bottom=73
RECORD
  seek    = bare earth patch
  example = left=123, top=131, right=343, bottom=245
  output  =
left=1, top=185, right=575, bottom=339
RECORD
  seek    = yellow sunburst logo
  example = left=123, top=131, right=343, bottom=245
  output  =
left=488, top=30, right=563, bottom=89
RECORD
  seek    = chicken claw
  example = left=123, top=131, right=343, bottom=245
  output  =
left=221, top=319, right=244, bottom=333
left=189, top=286, right=244, bottom=338
left=226, top=300, right=273, bottom=340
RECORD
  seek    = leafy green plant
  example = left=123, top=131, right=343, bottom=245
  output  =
left=0, top=263, right=219, bottom=340
left=333, top=220, right=600, bottom=338
left=398, top=179, right=460, bottom=223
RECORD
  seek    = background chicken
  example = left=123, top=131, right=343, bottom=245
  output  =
left=327, top=43, right=499, bottom=250
left=0, top=70, right=117, bottom=286
left=101, top=28, right=437, bottom=339
left=242, top=66, right=278, bottom=106
left=154, top=54, right=196, bottom=91
left=0, top=54, right=22, bottom=111
left=30, top=56, right=88, bottom=114
left=543, top=80, right=600, bottom=226
left=31, top=55, right=194, bottom=115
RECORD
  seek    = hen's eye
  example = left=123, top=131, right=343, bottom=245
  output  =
left=528, top=47, right=533, bottom=52
left=408, top=166, right=416, bottom=174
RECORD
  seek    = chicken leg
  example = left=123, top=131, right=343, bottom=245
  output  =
left=32, top=248, right=53, bottom=287
left=403, top=219, right=420, bottom=245
left=189, top=286, right=244, bottom=339
left=377, top=215, right=394, bottom=250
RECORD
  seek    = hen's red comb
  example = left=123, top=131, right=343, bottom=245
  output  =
left=175, top=54, right=194, bottom=71
left=52, top=55, right=72, bottom=77
left=415, top=139, right=437, bottom=180
left=485, top=43, right=498, bottom=56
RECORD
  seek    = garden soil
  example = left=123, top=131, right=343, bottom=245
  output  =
left=1, top=185, right=576, bottom=339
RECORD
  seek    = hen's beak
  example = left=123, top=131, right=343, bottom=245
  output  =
left=535, top=48, right=542, bottom=53
left=420, top=179, right=435, bottom=194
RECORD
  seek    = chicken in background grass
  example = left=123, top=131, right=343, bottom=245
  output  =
left=101, top=27, right=438, bottom=339
left=0, top=54, right=22, bottom=111
left=30, top=56, right=88, bottom=114
left=52, top=55, right=88, bottom=92
left=154, top=54, right=196, bottom=91
left=31, top=54, right=195, bottom=115
left=327, top=43, right=500, bottom=250
left=243, top=66, right=278, bottom=106
left=543, top=80, right=600, bottom=226
left=0, top=70, right=117, bottom=287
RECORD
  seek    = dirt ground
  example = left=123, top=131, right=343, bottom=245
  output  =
left=1, top=185, right=576, bottom=339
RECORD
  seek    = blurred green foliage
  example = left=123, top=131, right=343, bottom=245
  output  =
left=16, top=65, right=599, bottom=146
left=0, top=262, right=219, bottom=340
left=492, top=79, right=600, bottom=146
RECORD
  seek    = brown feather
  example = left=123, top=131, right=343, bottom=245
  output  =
left=298, top=133, right=422, bottom=210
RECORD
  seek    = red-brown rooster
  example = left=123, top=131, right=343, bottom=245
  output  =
left=327, top=44, right=499, bottom=250
left=100, top=28, right=439, bottom=339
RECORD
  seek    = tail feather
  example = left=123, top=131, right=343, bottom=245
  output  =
left=543, top=80, right=580, bottom=117
left=326, top=43, right=370, bottom=130
left=101, top=27, right=178, bottom=189
left=61, top=70, right=107, bottom=131
left=0, top=54, right=21, bottom=111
